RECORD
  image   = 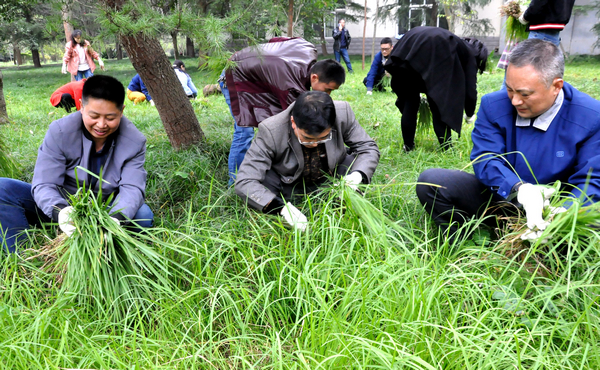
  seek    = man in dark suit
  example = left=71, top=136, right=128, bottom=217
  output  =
left=235, top=91, right=380, bottom=231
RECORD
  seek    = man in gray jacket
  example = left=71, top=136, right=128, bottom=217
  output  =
left=0, top=75, right=152, bottom=253
left=235, top=91, right=379, bottom=231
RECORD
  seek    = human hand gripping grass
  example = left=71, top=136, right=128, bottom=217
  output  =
left=517, top=183, right=567, bottom=242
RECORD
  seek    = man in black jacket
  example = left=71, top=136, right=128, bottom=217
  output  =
left=384, top=27, right=488, bottom=151
left=519, top=0, right=576, bottom=46
left=332, top=19, right=353, bottom=73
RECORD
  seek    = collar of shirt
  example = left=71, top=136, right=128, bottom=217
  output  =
left=515, top=89, right=564, bottom=131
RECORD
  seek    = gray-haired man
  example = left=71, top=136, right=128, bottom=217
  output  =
left=416, top=39, right=600, bottom=241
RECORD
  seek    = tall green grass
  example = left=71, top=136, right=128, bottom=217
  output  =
left=0, top=56, right=599, bottom=368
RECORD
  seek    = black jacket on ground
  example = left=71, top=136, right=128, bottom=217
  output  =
left=384, top=26, right=479, bottom=135
left=524, top=0, right=576, bottom=31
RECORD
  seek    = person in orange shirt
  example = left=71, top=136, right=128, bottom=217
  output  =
left=50, top=79, right=86, bottom=112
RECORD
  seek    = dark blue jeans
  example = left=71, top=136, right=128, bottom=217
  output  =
left=0, top=178, right=154, bottom=253
left=334, top=48, right=353, bottom=72
left=220, top=70, right=255, bottom=186
left=75, top=69, right=93, bottom=81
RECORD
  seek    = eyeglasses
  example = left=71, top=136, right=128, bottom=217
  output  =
left=297, top=131, right=332, bottom=146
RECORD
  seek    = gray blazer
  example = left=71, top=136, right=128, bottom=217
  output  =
left=31, top=111, right=147, bottom=219
left=235, top=101, right=380, bottom=210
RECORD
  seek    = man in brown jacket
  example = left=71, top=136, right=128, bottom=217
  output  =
left=235, top=91, right=380, bottom=232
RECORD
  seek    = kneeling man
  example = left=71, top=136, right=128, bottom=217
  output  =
left=0, top=75, right=153, bottom=253
left=235, top=91, right=380, bottom=231
left=416, top=39, right=600, bottom=240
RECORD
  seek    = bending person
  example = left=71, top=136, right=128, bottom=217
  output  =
left=384, top=26, right=488, bottom=151
left=50, top=79, right=86, bottom=112
left=235, top=91, right=380, bottom=232
left=62, top=29, right=104, bottom=81
left=0, top=75, right=152, bottom=253
left=364, top=37, right=393, bottom=94
left=127, top=74, right=153, bottom=106
left=172, top=60, right=198, bottom=99
left=221, top=37, right=345, bottom=185
left=416, top=39, right=600, bottom=241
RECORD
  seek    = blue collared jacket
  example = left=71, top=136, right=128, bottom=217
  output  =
left=471, top=82, right=600, bottom=204
left=127, top=74, right=152, bottom=102
left=365, top=51, right=386, bottom=91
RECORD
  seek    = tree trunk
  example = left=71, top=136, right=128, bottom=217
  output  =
left=32, top=48, right=42, bottom=68
left=116, top=38, right=123, bottom=60
left=371, top=0, right=379, bottom=60
left=62, top=3, right=74, bottom=44
left=171, top=31, right=179, bottom=59
left=14, top=46, right=22, bottom=66
left=185, top=36, right=194, bottom=57
left=362, top=0, right=367, bottom=70
left=0, top=72, right=8, bottom=124
left=120, top=34, right=204, bottom=149
left=318, top=22, right=328, bottom=55
left=429, top=1, right=438, bottom=27
left=287, top=0, right=294, bottom=36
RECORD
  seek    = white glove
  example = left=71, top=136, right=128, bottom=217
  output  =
left=110, top=217, right=120, bottom=226
left=465, top=114, right=476, bottom=124
left=366, top=91, right=373, bottom=95
left=150, top=100, right=155, bottom=106
left=98, top=59, right=105, bottom=71
left=280, top=202, right=308, bottom=232
left=520, top=229, right=548, bottom=244
left=58, top=206, right=76, bottom=237
left=341, top=171, right=363, bottom=192
left=61, top=63, right=67, bottom=74
left=518, top=13, right=528, bottom=25
left=517, top=184, right=555, bottom=231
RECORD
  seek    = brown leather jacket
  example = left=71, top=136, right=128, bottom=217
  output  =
left=224, top=38, right=318, bottom=128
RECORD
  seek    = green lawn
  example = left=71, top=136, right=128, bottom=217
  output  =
left=1, top=55, right=599, bottom=369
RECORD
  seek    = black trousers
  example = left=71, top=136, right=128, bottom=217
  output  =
left=416, top=168, right=515, bottom=236
left=262, top=154, right=355, bottom=213
left=392, top=67, right=452, bottom=150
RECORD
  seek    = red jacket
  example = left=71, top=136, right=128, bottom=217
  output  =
left=225, top=38, right=317, bottom=127
left=50, top=80, right=86, bottom=111
left=63, top=40, right=100, bottom=75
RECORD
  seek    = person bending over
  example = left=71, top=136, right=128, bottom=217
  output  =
left=235, top=91, right=380, bottom=232
left=221, top=37, right=346, bottom=185
left=416, top=39, right=600, bottom=242
left=172, top=60, right=198, bottom=99
left=0, top=75, right=153, bottom=253
left=364, top=37, right=393, bottom=94
left=384, top=27, right=488, bottom=151
left=50, top=79, right=86, bottom=112
left=127, top=73, right=154, bottom=106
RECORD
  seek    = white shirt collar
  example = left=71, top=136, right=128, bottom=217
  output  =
left=515, top=89, right=564, bottom=131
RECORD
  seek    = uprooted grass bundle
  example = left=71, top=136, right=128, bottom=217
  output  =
left=500, top=1, right=529, bottom=42
left=41, top=187, right=176, bottom=320
left=417, top=94, right=432, bottom=132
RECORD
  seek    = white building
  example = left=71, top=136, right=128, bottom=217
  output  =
left=320, top=0, right=599, bottom=56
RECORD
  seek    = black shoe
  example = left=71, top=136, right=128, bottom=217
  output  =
left=403, top=144, right=415, bottom=152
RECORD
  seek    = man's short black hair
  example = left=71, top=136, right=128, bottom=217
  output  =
left=310, top=59, right=345, bottom=86
left=82, top=75, right=125, bottom=108
left=292, top=91, right=336, bottom=136
left=380, top=37, right=393, bottom=46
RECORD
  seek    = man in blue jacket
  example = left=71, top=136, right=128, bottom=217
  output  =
left=127, top=73, right=153, bottom=106
left=416, top=39, right=600, bottom=241
left=364, top=37, right=393, bottom=95
left=0, top=75, right=153, bottom=253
